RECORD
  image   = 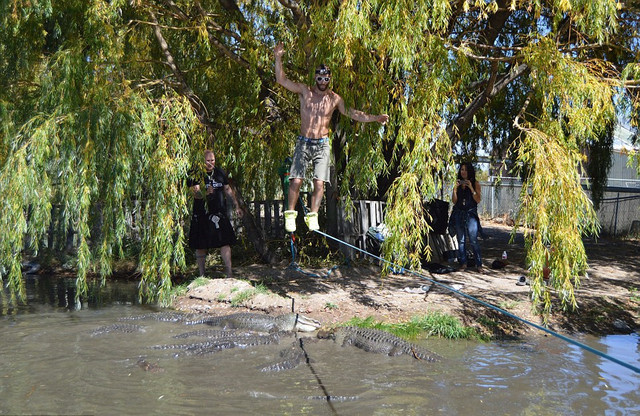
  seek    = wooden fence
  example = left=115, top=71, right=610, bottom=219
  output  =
left=42, top=196, right=457, bottom=263
left=245, top=197, right=386, bottom=250
left=336, top=200, right=385, bottom=258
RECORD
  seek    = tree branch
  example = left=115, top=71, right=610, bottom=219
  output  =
left=478, top=0, right=512, bottom=46
left=216, top=0, right=249, bottom=28
left=205, top=30, right=251, bottom=69
left=277, top=0, right=309, bottom=29
left=149, top=11, right=214, bottom=139
left=157, top=0, right=190, bottom=21
left=449, top=43, right=519, bottom=62
left=153, top=0, right=280, bottom=123
left=484, top=61, right=499, bottom=98
left=513, top=91, right=533, bottom=131
left=446, top=63, right=529, bottom=140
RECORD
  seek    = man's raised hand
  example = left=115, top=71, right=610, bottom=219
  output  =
left=274, top=43, right=285, bottom=58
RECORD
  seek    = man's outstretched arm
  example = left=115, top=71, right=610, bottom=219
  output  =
left=275, top=43, right=304, bottom=94
left=337, top=95, right=389, bottom=124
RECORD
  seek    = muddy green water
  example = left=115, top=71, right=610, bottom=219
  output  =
left=1, top=276, right=639, bottom=415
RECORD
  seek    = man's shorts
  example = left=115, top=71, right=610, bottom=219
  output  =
left=289, top=135, right=331, bottom=183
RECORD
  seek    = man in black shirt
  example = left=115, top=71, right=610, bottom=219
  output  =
left=187, top=150, right=240, bottom=278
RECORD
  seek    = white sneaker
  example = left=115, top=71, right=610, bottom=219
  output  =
left=304, top=212, right=319, bottom=231
left=284, top=210, right=297, bottom=232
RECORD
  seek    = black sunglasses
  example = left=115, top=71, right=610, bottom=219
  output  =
left=316, top=76, right=331, bottom=82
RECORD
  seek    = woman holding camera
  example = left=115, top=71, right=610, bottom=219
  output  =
left=450, top=162, right=483, bottom=271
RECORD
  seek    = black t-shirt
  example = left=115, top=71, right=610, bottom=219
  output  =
left=453, top=181, right=477, bottom=211
left=188, top=167, right=229, bottom=214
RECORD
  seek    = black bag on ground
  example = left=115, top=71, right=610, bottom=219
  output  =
left=421, top=261, right=455, bottom=274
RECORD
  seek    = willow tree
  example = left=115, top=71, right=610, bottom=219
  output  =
left=1, top=1, right=639, bottom=316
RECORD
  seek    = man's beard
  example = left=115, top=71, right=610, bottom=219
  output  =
left=316, top=82, right=328, bottom=91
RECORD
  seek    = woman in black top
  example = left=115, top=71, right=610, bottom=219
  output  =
left=450, top=162, right=483, bottom=271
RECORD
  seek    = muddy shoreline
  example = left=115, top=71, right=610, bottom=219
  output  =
left=173, top=221, right=640, bottom=339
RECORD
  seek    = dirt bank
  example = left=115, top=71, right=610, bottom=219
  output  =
left=173, top=221, right=640, bottom=338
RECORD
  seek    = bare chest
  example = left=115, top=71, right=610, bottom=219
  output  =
left=300, top=91, right=337, bottom=117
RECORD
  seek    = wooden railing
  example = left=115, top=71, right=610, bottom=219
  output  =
left=337, top=200, right=385, bottom=256
left=42, top=197, right=390, bottom=260
left=244, top=198, right=386, bottom=252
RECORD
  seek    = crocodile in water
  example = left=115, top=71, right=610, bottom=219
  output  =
left=317, top=326, right=441, bottom=362
left=119, top=311, right=201, bottom=323
left=187, top=312, right=321, bottom=333
left=258, top=342, right=307, bottom=372
left=173, top=329, right=258, bottom=339
left=151, top=331, right=293, bottom=356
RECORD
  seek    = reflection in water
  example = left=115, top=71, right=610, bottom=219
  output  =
left=595, top=334, right=640, bottom=412
left=1, top=274, right=141, bottom=315
left=0, top=275, right=639, bottom=415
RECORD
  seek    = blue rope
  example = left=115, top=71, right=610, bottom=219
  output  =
left=311, top=228, right=640, bottom=375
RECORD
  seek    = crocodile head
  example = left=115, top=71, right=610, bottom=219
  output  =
left=292, top=313, right=321, bottom=332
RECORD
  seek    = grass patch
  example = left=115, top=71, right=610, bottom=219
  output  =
left=343, top=312, right=483, bottom=340
left=191, top=277, right=211, bottom=288
left=253, top=283, right=269, bottom=295
left=230, top=290, right=253, bottom=306
left=168, top=276, right=213, bottom=301
left=230, top=283, right=270, bottom=307
left=630, top=287, right=640, bottom=303
left=168, top=281, right=192, bottom=301
left=168, top=284, right=189, bottom=299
